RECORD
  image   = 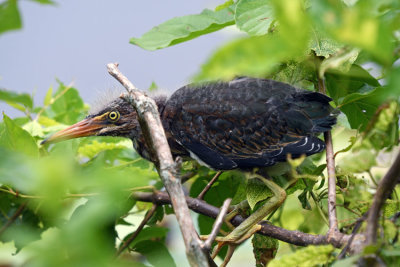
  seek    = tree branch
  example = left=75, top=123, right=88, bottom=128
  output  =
left=317, top=77, right=339, bottom=238
left=203, top=198, right=231, bottom=251
left=131, top=191, right=353, bottom=249
left=365, top=149, right=400, bottom=245
left=107, top=63, right=208, bottom=267
left=116, top=204, right=158, bottom=256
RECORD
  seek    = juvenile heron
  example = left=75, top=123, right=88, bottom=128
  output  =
left=42, top=77, right=337, bottom=262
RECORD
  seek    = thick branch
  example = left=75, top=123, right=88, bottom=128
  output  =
left=107, top=63, right=208, bottom=267
left=132, top=191, right=353, bottom=249
left=365, top=149, right=400, bottom=245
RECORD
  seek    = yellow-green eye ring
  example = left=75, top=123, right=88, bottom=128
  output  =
left=108, top=111, right=120, bottom=121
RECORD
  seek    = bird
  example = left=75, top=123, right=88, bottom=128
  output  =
left=42, top=77, right=337, bottom=263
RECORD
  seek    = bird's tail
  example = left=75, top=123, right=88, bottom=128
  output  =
left=293, top=91, right=339, bottom=133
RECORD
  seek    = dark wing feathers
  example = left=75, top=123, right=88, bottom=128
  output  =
left=162, top=77, right=336, bottom=170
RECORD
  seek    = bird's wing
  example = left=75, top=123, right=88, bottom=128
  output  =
left=162, top=78, right=334, bottom=169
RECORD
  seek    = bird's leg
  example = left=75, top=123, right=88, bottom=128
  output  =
left=215, top=173, right=286, bottom=243
left=201, top=172, right=286, bottom=265
left=224, top=200, right=250, bottom=230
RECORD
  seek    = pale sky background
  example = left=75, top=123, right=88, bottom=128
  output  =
left=0, top=0, right=240, bottom=117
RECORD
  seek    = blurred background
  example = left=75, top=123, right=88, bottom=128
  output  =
left=0, top=0, right=241, bottom=117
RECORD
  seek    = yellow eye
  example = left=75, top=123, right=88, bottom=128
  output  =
left=108, top=111, right=120, bottom=121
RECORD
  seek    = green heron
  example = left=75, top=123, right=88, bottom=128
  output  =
left=42, top=77, right=337, bottom=261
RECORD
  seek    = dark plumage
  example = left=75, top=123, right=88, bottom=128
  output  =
left=42, top=77, right=338, bottom=170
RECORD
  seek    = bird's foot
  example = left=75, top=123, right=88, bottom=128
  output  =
left=200, top=224, right=262, bottom=267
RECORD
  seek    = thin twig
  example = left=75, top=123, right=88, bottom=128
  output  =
left=0, top=202, right=28, bottom=236
left=198, top=171, right=223, bottom=200
left=107, top=63, right=208, bottom=267
left=365, top=149, right=400, bottom=245
left=317, top=77, right=339, bottom=238
left=203, top=198, right=232, bottom=251
left=116, top=204, right=158, bottom=256
left=338, top=212, right=368, bottom=259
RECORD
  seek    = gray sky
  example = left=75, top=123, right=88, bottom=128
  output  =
left=0, top=0, right=238, bottom=117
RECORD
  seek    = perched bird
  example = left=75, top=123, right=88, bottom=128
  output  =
left=42, top=77, right=337, bottom=262
left=42, top=77, right=337, bottom=169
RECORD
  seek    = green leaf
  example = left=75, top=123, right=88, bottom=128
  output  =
left=215, top=0, right=234, bottom=11
left=134, top=240, right=176, bottom=267
left=130, top=7, right=235, bottom=51
left=0, top=114, right=39, bottom=157
left=0, top=0, right=22, bottom=35
left=339, top=87, right=385, bottom=131
left=196, top=34, right=303, bottom=81
left=298, top=190, right=311, bottom=210
left=28, top=0, right=55, bottom=4
left=246, top=178, right=273, bottom=210
left=319, top=48, right=360, bottom=78
left=269, top=245, right=335, bottom=267
left=310, top=28, right=343, bottom=58
left=78, top=140, right=130, bottom=159
left=235, top=0, right=274, bottom=36
left=44, top=82, right=85, bottom=124
left=269, top=61, right=315, bottom=90
left=22, top=120, right=44, bottom=137
left=44, top=86, right=53, bottom=106
left=127, top=226, right=169, bottom=249
left=252, top=234, right=279, bottom=266
left=0, top=88, right=33, bottom=109
left=325, top=64, right=380, bottom=104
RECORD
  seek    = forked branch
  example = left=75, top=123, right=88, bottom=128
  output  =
left=107, top=63, right=209, bottom=267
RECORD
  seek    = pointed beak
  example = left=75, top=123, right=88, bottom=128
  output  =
left=41, top=117, right=106, bottom=145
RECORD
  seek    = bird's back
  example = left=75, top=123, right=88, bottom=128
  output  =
left=162, top=77, right=337, bottom=170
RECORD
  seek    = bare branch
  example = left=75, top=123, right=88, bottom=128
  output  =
left=317, top=77, right=339, bottom=238
left=198, top=171, right=223, bottom=200
left=107, top=63, right=208, bottom=267
left=203, top=198, right=231, bottom=251
left=131, top=191, right=354, bottom=249
left=116, top=204, right=158, bottom=256
left=365, top=150, right=400, bottom=245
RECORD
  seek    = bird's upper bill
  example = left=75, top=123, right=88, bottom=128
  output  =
left=41, top=116, right=105, bottom=145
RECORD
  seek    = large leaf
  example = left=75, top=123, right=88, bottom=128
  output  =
left=0, top=88, right=33, bottom=109
left=235, top=0, right=274, bottom=36
left=0, top=0, right=21, bottom=35
left=339, top=87, right=386, bottom=131
left=0, top=114, right=39, bottom=157
left=196, top=34, right=303, bottom=81
left=130, top=7, right=235, bottom=51
left=325, top=64, right=380, bottom=104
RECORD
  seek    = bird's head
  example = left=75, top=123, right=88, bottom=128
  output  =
left=41, top=98, right=139, bottom=145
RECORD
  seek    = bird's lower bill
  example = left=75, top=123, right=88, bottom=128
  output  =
left=41, top=117, right=105, bottom=145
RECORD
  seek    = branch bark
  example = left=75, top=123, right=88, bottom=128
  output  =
left=365, top=149, right=400, bottom=245
left=107, top=63, right=209, bottom=267
left=317, top=77, right=339, bottom=238
left=132, top=191, right=354, bottom=249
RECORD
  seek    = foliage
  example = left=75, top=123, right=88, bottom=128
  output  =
left=1, top=0, right=400, bottom=266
